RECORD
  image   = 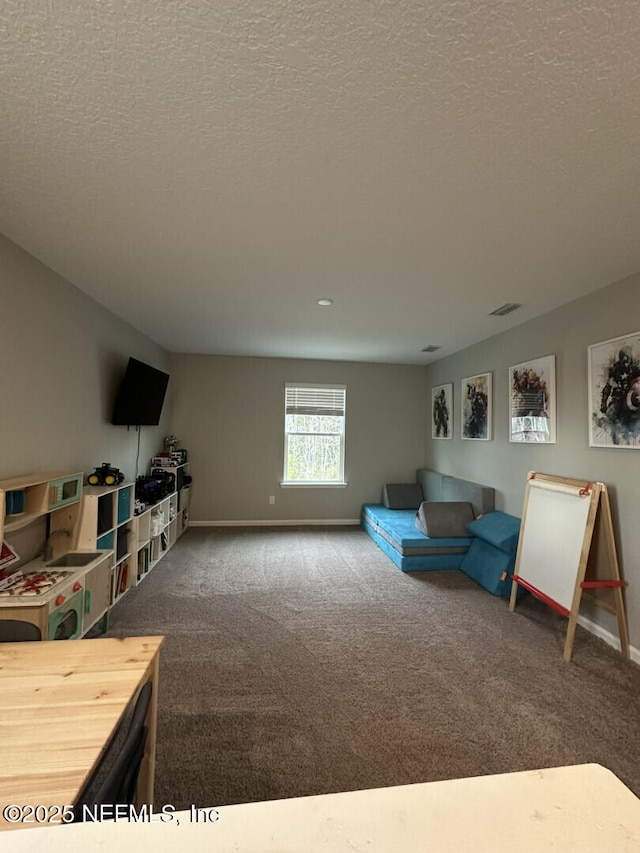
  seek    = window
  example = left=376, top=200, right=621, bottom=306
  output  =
left=283, top=384, right=346, bottom=485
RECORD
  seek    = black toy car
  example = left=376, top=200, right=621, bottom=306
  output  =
left=87, top=463, right=125, bottom=486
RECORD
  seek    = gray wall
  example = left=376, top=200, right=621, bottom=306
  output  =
left=0, top=234, right=171, bottom=481
left=169, top=354, right=428, bottom=522
left=425, top=272, right=640, bottom=651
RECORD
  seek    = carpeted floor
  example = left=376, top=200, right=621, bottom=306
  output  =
left=106, top=525, right=640, bottom=808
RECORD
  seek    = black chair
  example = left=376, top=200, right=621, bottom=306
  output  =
left=74, top=681, right=153, bottom=819
left=0, top=620, right=41, bottom=642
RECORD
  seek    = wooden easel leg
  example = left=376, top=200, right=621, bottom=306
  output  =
left=563, top=612, right=579, bottom=662
left=509, top=579, right=518, bottom=612
left=600, top=487, right=630, bottom=659
left=613, top=586, right=630, bottom=659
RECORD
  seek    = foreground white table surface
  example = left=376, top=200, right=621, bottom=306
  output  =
left=4, top=764, right=640, bottom=851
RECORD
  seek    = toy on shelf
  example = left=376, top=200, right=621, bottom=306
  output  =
left=153, top=436, right=188, bottom=467
left=87, top=463, right=125, bottom=487
left=165, top=435, right=179, bottom=453
left=135, top=475, right=172, bottom=508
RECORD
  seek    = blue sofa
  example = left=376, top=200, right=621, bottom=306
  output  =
left=361, top=469, right=522, bottom=597
left=361, top=502, right=473, bottom=571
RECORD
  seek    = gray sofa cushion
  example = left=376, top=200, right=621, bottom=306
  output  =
left=415, top=501, right=475, bottom=538
left=416, top=469, right=446, bottom=502
left=442, top=478, right=494, bottom=517
left=382, top=483, right=424, bottom=510
left=416, top=469, right=495, bottom=517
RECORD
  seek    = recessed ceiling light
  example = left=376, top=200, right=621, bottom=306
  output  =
left=421, top=345, right=441, bottom=353
left=317, top=298, right=333, bottom=306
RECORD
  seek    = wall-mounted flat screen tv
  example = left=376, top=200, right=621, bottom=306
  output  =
left=112, top=357, right=170, bottom=426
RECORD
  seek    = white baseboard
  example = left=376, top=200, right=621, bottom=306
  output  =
left=577, top=613, right=640, bottom=664
left=189, top=519, right=361, bottom=527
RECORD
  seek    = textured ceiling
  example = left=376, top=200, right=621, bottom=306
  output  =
left=1, top=1, right=639, bottom=364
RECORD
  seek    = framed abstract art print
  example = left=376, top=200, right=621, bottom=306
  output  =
left=588, top=331, right=640, bottom=448
left=431, top=383, right=453, bottom=439
left=461, top=373, right=492, bottom=440
left=509, top=355, right=556, bottom=443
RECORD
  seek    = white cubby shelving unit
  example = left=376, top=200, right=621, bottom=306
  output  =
left=135, top=461, right=191, bottom=584
left=136, top=491, right=175, bottom=581
left=68, top=461, right=191, bottom=622
left=75, top=482, right=136, bottom=606
left=148, top=462, right=191, bottom=535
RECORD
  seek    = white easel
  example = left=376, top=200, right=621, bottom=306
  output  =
left=509, top=472, right=629, bottom=662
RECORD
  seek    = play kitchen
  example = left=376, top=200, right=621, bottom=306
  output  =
left=0, top=554, right=111, bottom=640
left=1, top=454, right=190, bottom=642
left=0, top=471, right=112, bottom=641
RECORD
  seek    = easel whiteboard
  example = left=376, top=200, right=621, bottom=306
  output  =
left=510, top=471, right=629, bottom=662
left=515, top=477, right=594, bottom=612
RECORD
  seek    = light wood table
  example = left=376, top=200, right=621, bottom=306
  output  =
left=2, top=763, right=639, bottom=850
left=0, top=636, right=164, bottom=830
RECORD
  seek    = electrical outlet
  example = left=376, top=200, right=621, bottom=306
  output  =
left=269, top=495, right=275, bottom=504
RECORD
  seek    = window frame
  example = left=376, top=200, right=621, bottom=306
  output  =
left=281, top=383, right=347, bottom=487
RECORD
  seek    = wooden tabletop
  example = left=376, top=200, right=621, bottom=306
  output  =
left=0, top=636, right=164, bottom=824
left=3, top=763, right=640, bottom=850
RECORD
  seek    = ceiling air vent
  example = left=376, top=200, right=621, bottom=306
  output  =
left=421, top=345, right=441, bottom=353
left=489, top=303, right=522, bottom=317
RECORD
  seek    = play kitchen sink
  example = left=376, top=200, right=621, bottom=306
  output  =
left=46, top=551, right=104, bottom=568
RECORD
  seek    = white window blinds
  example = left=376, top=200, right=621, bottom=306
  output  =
left=285, top=385, right=346, bottom=417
